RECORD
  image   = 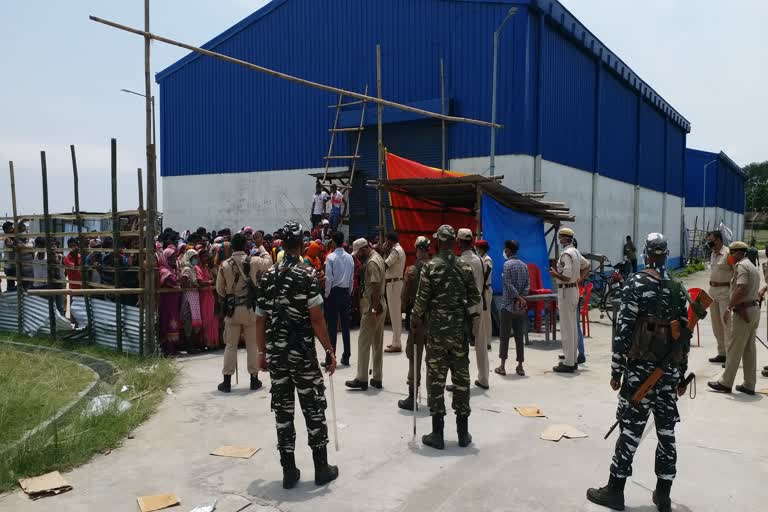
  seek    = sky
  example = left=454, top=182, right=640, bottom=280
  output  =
left=2, top=0, right=766, bottom=216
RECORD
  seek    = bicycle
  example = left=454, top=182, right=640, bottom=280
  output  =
left=585, top=260, right=626, bottom=323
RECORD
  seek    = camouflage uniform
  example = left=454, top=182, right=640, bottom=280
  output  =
left=255, top=254, right=328, bottom=453
left=412, top=245, right=481, bottom=417
left=609, top=267, right=689, bottom=482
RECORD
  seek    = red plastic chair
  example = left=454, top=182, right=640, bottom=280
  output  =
left=527, top=263, right=553, bottom=333
left=687, top=287, right=702, bottom=347
left=579, top=282, right=594, bottom=338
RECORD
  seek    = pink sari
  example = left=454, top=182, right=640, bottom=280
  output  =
left=158, top=248, right=181, bottom=355
left=196, top=263, right=219, bottom=348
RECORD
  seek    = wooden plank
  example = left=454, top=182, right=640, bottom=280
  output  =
left=40, top=151, right=57, bottom=340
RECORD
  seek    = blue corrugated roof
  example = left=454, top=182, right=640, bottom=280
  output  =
left=158, top=0, right=690, bottom=134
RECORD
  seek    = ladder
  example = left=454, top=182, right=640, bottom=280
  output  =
left=322, top=86, right=368, bottom=228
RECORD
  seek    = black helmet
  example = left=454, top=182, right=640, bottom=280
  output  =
left=283, top=221, right=303, bottom=242
left=644, top=232, right=669, bottom=258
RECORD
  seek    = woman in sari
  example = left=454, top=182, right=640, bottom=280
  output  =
left=158, top=247, right=181, bottom=356
left=303, top=241, right=323, bottom=271
left=195, top=245, right=220, bottom=349
left=179, top=248, right=203, bottom=352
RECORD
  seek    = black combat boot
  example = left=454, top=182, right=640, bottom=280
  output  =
left=279, top=450, right=301, bottom=489
left=398, top=386, right=415, bottom=411
left=250, top=374, right=262, bottom=391
left=457, top=415, right=472, bottom=447
left=586, top=475, right=626, bottom=511
left=217, top=374, right=231, bottom=393
left=422, top=415, right=445, bottom=450
left=652, top=479, right=672, bottom=512
left=312, top=446, right=339, bottom=485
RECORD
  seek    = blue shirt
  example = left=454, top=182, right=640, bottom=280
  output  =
left=502, top=257, right=530, bottom=312
left=324, top=248, right=354, bottom=297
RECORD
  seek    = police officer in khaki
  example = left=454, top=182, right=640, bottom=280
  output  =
left=708, top=241, right=761, bottom=395
left=705, top=230, right=733, bottom=364
left=216, top=232, right=273, bottom=392
left=549, top=227, right=581, bottom=373
left=383, top=232, right=406, bottom=353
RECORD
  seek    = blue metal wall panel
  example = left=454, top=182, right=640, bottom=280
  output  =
left=638, top=100, right=665, bottom=192
left=665, top=121, right=684, bottom=197
left=540, top=20, right=596, bottom=171
left=598, top=69, right=636, bottom=182
left=157, top=0, right=533, bottom=177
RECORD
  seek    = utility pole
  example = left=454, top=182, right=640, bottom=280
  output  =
left=490, top=7, right=517, bottom=177
left=143, top=0, right=158, bottom=354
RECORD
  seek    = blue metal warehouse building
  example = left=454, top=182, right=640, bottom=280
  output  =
left=684, top=148, right=745, bottom=240
left=157, top=0, right=694, bottom=267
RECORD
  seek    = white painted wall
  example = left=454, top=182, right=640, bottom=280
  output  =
left=594, top=176, right=635, bottom=265
left=449, top=154, right=535, bottom=192
left=664, top=195, right=683, bottom=262
left=638, top=189, right=665, bottom=245
left=161, top=166, right=345, bottom=232
left=540, top=160, right=594, bottom=252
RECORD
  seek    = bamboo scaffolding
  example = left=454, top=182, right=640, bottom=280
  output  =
left=27, top=288, right=145, bottom=297
left=137, top=168, right=145, bottom=356
left=41, top=151, right=57, bottom=339
left=0, top=211, right=140, bottom=221
left=143, top=0, right=158, bottom=356
left=71, top=144, right=95, bottom=343
left=88, top=15, right=501, bottom=130
left=376, top=44, right=384, bottom=239
left=9, top=162, right=24, bottom=333
left=111, top=138, right=123, bottom=352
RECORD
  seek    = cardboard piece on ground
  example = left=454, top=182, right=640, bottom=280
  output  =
left=540, top=424, right=589, bottom=442
left=18, top=471, right=72, bottom=500
left=210, top=446, right=260, bottom=459
left=757, top=389, right=768, bottom=396
left=515, top=406, right=546, bottom=418
left=540, top=425, right=565, bottom=442
left=562, top=425, right=588, bottom=439
left=136, top=494, right=180, bottom=512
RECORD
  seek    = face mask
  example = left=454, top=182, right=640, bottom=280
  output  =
left=191, top=259, right=199, bottom=266
left=706, top=241, right=715, bottom=249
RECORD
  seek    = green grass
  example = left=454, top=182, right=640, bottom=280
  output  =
left=0, top=347, right=94, bottom=449
left=0, top=333, right=177, bottom=492
left=673, top=260, right=706, bottom=278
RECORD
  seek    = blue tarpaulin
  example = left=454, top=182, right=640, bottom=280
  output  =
left=481, top=194, right=552, bottom=294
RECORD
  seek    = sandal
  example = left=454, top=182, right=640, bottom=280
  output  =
left=494, top=367, right=506, bottom=376
left=384, top=346, right=402, bottom=353
left=516, top=365, right=526, bottom=377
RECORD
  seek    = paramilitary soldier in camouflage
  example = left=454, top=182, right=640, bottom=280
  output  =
left=587, top=233, right=693, bottom=512
left=255, top=221, right=339, bottom=489
left=411, top=225, right=481, bottom=450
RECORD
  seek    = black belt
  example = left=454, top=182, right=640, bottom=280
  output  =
left=558, top=283, right=578, bottom=289
left=733, top=301, right=758, bottom=311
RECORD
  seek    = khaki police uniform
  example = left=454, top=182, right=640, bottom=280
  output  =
left=719, top=257, right=761, bottom=391
left=356, top=250, right=388, bottom=382
left=384, top=243, right=406, bottom=350
left=709, top=246, right=733, bottom=357
left=479, top=253, right=494, bottom=353
left=557, top=244, right=581, bottom=367
left=216, top=249, right=272, bottom=376
left=460, top=248, right=488, bottom=387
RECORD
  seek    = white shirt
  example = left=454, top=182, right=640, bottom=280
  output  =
left=324, top=248, right=355, bottom=297
left=312, top=192, right=329, bottom=215
left=330, top=191, right=344, bottom=210
left=460, top=250, right=484, bottom=315
left=384, top=243, right=406, bottom=280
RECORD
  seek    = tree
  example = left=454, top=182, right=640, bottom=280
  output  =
left=745, top=161, right=768, bottom=211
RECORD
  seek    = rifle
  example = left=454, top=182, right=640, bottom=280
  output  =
left=603, top=320, right=696, bottom=439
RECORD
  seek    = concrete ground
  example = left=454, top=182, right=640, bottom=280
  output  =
left=1, top=270, right=767, bottom=512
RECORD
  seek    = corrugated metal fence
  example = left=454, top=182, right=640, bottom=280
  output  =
left=0, top=291, right=142, bottom=355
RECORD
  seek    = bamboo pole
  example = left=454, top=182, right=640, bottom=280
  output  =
left=475, top=184, right=483, bottom=238
left=143, top=0, right=158, bottom=356
left=111, top=138, right=123, bottom=353
left=71, top=144, right=95, bottom=344
left=88, top=15, right=501, bottom=130
left=137, top=167, right=145, bottom=356
left=40, top=151, right=57, bottom=340
left=27, top=288, right=145, bottom=297
left=9, top=162, right=23, bottom=334
left=376, top=44, right=384, bottom=240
